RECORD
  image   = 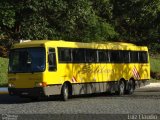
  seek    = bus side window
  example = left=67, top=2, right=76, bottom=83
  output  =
left=110, top=51, right=120, bottom=63
left=139, top=51, right=148, bottom=63
left=130, top=51, right=139, bottom=63
left=48, top=48, right=57, bottom=71
left=86, top=49, right=97, bottom=63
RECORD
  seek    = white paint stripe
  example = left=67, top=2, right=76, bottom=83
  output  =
left=133, top=68, right=138, bottom=79
left=134, top=67, right=140, bottom=79
left=72, top=77, right=77, bottom=83
left=133, top=69, right=137, bottom=78
left=136, top=68, right=140, bottom=79
left=132, top=67, right=140, bottom=79
left=141, top=83, right=160, bottom=88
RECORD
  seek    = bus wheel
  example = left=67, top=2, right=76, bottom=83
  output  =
left=126, top=80, right=135, bottom=95
left=116, top=80, right=125, bottom=95
left=61, top=84, right=69, bottom=101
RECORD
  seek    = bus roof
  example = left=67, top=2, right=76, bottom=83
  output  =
left=11, top=40, right=148, bottom=51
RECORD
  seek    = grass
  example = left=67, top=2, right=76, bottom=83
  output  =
left=150, top=55, right=160, bottom=82
left=150, top=57, right=160, bottom=72
left=0, top=57, right=8, bottom=87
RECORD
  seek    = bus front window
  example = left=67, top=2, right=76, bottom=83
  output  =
left=9, top=47, right=45, bottom=73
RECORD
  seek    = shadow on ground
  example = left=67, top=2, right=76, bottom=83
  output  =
left=0, top=87, right=160, bottom=104
left=0, top=93, right=121, bottom=104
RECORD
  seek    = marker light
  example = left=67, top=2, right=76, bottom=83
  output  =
left=35, top=82, right=47, bottom=87
left=8, top=83, right=15, bottom=88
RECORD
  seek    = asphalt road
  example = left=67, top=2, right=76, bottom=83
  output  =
left=0, top=86, right=159, bottom=120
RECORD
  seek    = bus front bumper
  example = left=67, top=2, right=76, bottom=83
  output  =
left=8, top=85, right=61, bottom=97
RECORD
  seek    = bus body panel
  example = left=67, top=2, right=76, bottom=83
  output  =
left=54, top=63, right=150, bottom=84
left=8, top=73, right=43, bottom=88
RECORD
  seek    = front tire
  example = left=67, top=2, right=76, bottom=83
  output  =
left=61, top=84, right=69, bottom=101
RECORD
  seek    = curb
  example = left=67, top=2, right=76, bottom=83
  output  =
left=0, top=87, right=8, bottom=94
left=142, top=83, right=160, bottom=88
left=0, top=91, right=8, bottom=94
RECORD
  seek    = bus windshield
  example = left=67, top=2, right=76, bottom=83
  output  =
left=9, top=47, right=45, bottom=73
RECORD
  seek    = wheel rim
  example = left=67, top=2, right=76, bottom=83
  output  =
left=64, top=87, right=68, bottom=99
left=63, top=85, right=69, bottom=101
left=119, top=81, right=125, bottom=95
left=129, top=80, right=134, bottom=94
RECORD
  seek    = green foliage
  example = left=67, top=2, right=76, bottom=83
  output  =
left=111, top=0, right=160, bottom=45
left=0, top=57, right=8, bottom=86
left=150, top=56, right=160, bottom=80
left=0, top=45, right=8, bottom=57
left=0, top=0, right=118, bottom=43
left=0, top=0, right=160, bottom=52
left=0, top=0, right=15, bottom=28
left=149, top=43, right=160, bottom=54
left=150, top=57, right=160, bottom=73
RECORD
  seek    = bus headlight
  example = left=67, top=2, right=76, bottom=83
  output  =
left=35, top=82, right=47, bottom=87
left=8, top=83, right=15, bottom=88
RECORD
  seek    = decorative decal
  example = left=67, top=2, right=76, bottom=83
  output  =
left=72, top=76, right=77, bottom=83
left=132, top=66, right=140, bottom=79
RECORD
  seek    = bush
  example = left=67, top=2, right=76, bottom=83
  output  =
left=150, top=71, right=160, bottom=79
left=0, top=57, right=8, bottom=86
left=0, top=46, right=8, bottom=58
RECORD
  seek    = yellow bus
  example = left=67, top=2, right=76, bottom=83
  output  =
left=8, top=40, right=150, bottom=101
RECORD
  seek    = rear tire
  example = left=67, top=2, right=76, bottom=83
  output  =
left=116, top=80, right=125, bottom=95
left=61, top=84, right=69, bottom=101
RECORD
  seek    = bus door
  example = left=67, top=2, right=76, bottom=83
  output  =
left=46, top=48, right=58, bottom=84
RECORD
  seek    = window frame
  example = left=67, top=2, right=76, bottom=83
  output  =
left=57, top=47, right=148, bottom=64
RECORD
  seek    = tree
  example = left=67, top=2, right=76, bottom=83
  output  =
left=111, top=0, right=160, bottom=45
left=0, top=0, right=160, bottom=53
